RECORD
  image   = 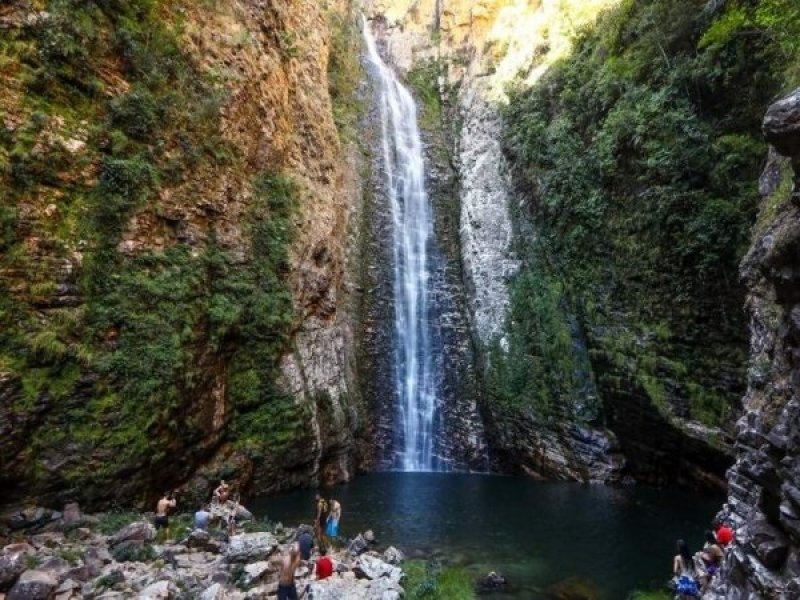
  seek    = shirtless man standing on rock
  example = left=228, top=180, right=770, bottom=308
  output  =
left=277, top=543, right=302, bottom=600
left=154, top=491, right=176, bottom=539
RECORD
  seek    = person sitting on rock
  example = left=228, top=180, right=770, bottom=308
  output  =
left=194, top=504, right=211, bottom=531
left=278, top=542, right=302, bottom=600
left=154, top=491, right=177, bottom=538
left=699, top=530, right=724, bottom=590
left=313, top=545, right=334, bottom=581
left=297, top=528, right=314, bottom=561
left=672, top=539, right=700, bottom=599
left=212, top=480, right=231, bottom=504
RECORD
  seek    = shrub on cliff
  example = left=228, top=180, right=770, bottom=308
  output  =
left=498, top=0, right=792, bottom=432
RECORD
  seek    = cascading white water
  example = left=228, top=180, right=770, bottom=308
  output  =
left=363, top=19, right=438, bottom=472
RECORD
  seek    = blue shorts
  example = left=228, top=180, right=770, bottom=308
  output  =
left=326, top=519, right=339, bottom=537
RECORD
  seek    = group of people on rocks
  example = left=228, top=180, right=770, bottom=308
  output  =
left=672, top=519, right=735, bottom=598
left=151, top=483, right=346, bottom=600
left=274, top=494, right=344, bottom=600
left=152, top=479, right=248, bottom=540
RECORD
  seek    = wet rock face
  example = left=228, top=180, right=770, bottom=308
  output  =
left=356, top=25, right=488, bottom=471
left=711, top=88, right=800, bottom=598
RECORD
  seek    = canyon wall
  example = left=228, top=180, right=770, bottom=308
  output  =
left=0, top=0, right=367, bottom=509
left=363, top=0, right=795, bottom=489
left=710, top=90, right=800, bottom=599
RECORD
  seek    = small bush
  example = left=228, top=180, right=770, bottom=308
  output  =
left=97, top=511, right=141, bottom=535
left=111, top=543, right=156, bottom=563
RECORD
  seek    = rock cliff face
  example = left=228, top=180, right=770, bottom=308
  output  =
left=357, top=14, right=488, bottom=470
left=711, top=90, right=800, bottom=599
left=0, top=0, right=367, bottom=509
left=363, top=0, right=772, bottom=490
left=364, top=0, right=640, bottom=482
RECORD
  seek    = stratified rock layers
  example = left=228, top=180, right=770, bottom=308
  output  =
left=711, top=90, right=800, bottom=598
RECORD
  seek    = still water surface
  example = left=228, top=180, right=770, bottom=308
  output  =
left=253, top=472, right=721, bottom=599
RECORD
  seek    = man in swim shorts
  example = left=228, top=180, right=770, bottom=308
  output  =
left=154, top=491, right=176, bottom=537
left=277, top=543, right=301, bottom=600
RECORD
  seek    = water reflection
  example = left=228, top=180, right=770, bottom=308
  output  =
left=252, top=473, right=722, bottom=599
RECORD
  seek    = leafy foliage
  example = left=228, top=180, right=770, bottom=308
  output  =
left=403, top=560, right=475, bottom=600
left=0, top=0, right=300, bottom=497
left=499, top=0, right=788, bottom=428
left=406, top=60, right=443, bottom=129
left=327, top=6, right=364, bottom=143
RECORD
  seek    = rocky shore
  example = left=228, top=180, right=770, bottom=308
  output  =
left=0, top=504, right=405, bottom=600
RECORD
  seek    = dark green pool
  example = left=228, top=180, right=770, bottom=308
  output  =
left=252, top=472, right=721, bottom=599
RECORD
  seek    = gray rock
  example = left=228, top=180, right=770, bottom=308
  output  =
left=352, top=554, right=401, bottom=586
left=186, top=530, right=223, bottom=554
left=0, top=554, right=26, bottom=591
left=382, top=547, right=404, bottom=565
left=0, top=544, right=33, bottom=592
left=137, top=580, right=174, bottom=599
left=7, top=569, right=57, bottom=600
left=224, top=533, right=278, bottom=563
left=55, top=579, right=79, bottom=594
left=241, top=561, right=270, bottom=587
left=110, top=522, right=155, bottom=546
left=476, top=571, right=508, bottom=593
left=61, top=504, right=82, bottom=527
left=308, top=576, right=402, bottom=600
left=199, top=583, right=230, bottom=600
left=347, top=535, right=368, bottom=557
left=83, top=546, right=112, bottom=564
left=763, top=88, right=800, bottom=158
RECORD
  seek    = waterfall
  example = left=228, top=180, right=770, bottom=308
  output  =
left=363, top=19, right=438, bottom=472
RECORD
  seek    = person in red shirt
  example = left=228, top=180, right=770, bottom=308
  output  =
left=314, top=546, right=334, bottom=580
left=715, top=520, right=734, bottom=546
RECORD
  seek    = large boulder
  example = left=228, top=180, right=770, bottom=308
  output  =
left=61, top=504, right=82, bottom=527
left=476, top=571, right=508, bottom=594
left=347, top=534, right=369, bottom=557
left=7, top=569, right=57, bottom=600
left=382, top=547, right=404, bottom=566
left=0, top=544, right=34, bottom=592
left=224, top=533, right=278, bottom=563
left=352, top=554, right=402, bottom=586
left=137, top=580, right=175, bottom=599
left=240, top=561, right=271, bottom=587
left=186, top=530, right=223, bottom=554
left=764, top=88, right=800, bottom=158
left=309, top=576, right=402, bottom=600
left=110, top=522, right=155, bottom=546
left=199, top=583, right=229, bottom=600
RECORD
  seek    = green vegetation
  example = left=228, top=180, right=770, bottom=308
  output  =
left=111, top=543, right=157, bottom=563
left=406, top=60, right=443, bottom=129
left=0, top=1, right=300, bottom=497
left=498, top=0, right=793, bottom=430
left=403, top=560, right=475, bottom=600
left=62, top=172, right=298, bottom=484
left=327, top=6, right=364, bottom=143
left=97, top=511, right=142, bottom=535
